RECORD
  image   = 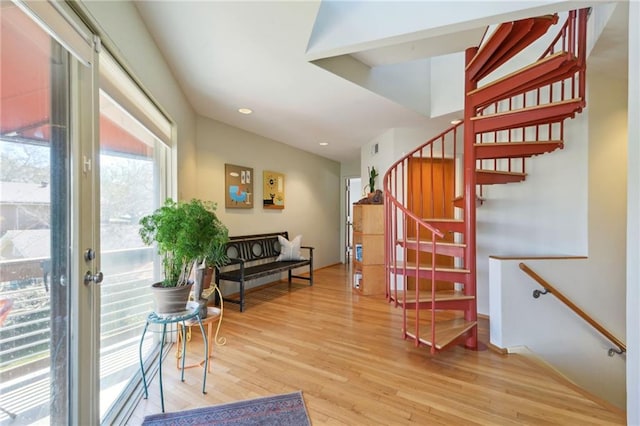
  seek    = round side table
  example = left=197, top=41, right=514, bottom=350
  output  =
left=176, top=306, right=222, bottom=373
left=138, top=303, right=208, bottom=413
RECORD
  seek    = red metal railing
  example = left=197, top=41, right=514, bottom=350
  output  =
left=383, top=123, right=461, bottom=349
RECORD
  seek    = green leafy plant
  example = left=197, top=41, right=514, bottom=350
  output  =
left=368, top=166, right=379, bottom=193
left=139, top=199, right=229, bottom=287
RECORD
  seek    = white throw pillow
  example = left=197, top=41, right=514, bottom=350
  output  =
left=276, top=235, right=305, bottom=261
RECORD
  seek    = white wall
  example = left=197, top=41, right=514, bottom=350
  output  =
left=475, top=109, right=589, bottom=314
left=341, top=159, right=360, bottom=178
left=81, top=1, right=198, bottom=200
left=361, top=129, right=395, bottom=194
left=369, top=59, right=431, bottom=116
left=487, top=49, right=628, bottom=412
left=430, top=52, right=465, bottom=117
left=587, top=70, right=627, bottom=334
left=489, top=257, right=626, bottom=407
left=194, top=117, right=341, bottom=294
left=627, top=1, right=640, bottom=423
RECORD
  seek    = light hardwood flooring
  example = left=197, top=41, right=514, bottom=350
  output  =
left=129, top=264, right=625, bottom=425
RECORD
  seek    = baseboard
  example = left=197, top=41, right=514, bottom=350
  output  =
left=315, top=262, right=343, bottom=271
left=486, top=341, right=508, bottom=355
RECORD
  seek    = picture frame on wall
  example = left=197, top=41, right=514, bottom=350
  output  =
left=225, top=164, right=253, bottom=208
left=263, top=170, right=284, bottom=209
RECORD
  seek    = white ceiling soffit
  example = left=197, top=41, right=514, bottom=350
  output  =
left=305, top=1, right=588, bottom=119
left=311, top=55, right=434, bottom=116
left=132, top=0, right=623, bottom=164
left=305, top=0, right=584, bottom=61
left=307, top=1, right=605, bottom=119
left=309, top=26, right=487, bottom=117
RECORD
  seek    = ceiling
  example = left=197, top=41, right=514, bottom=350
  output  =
left=133, top=1, right=628, bottom=164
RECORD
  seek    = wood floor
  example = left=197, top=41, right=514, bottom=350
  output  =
left=129, top=264, right=625, bottom=425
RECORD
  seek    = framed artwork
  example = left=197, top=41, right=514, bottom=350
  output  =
left=263, top=170, right=285, bottom=209
left=225, top=164, right=253, bottom=209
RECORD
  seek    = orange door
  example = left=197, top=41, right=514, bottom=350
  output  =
left=406, top=158, right=456, bottom=291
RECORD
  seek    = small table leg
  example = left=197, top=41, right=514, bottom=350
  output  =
left=175, top=317, right=218, bottom=373
left=180, top=320, right=187, bottom=382
left=141, top=309, right=212, bottom=413
left=138, top=321, right=150, bottom=400
left=197, top=314, right=208, bottom=394
left=206, top=320, right=213, bottom=373
left=159, top=323, right=166, bottom=413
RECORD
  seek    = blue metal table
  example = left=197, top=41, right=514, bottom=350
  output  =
left=138, top=303, right=208, bottom=412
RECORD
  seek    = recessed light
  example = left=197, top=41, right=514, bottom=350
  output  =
left=238, top=108, right=253, bottom=115
left=450, top=119, right=462, bottom=124
left=319, top=142, right=329, bottom=146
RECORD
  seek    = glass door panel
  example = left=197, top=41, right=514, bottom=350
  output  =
left=98, top=91, right=161, bottom=420
left=0, top=4, right=70, bottom=424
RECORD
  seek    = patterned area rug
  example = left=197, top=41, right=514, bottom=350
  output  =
left=141, top=391, right=311, bottom=425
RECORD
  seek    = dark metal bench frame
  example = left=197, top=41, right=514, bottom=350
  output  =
left=214, top=232, right=313, bottom=312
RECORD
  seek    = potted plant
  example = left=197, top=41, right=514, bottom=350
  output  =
left=368, top=166, right=379, bottom=194
left=139, top=198, right=229, bottom=315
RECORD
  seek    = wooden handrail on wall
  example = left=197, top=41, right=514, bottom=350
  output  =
left=519, top=262, right=626, bottom=355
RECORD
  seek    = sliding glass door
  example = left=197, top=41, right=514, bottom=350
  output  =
left=1, top=2, right=171, bottom=424
left=98, top=91, right=167, bottom=421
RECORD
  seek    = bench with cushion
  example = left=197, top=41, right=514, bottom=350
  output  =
left=214, top=232, right=313, bottom=312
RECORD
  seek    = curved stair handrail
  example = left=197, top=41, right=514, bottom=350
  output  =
left=383, top=122, right=467, bottom=353
left=383, top=121, right=462, bottom=235
left=383, top=121, right=462, bottom=265
left=519, top=262, right=626, bottom=356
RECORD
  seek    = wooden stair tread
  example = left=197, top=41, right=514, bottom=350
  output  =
left=468, top=51, right=566, bottom=95
left=471, top=98, right=584, bottom=133
left=453, top=195, right=485, bottom=208
left=402, top=239, right=466, bottom=248
left=406, top=319, right=477, bottom=350
left=421, top=218, right=464, bottom=226
left=468, top=52, right=578, bottom=108
left=392, top=262, right=470, bottom=274
left=475, top=141, right=564, bottom=159
left=465, top=22, right=515, bottom=77
left=471, top=98, right=582, bottom=120
left=467, top=14, right=557, bottom=81
left=476, top=169, right=527, bottom=176
left=421, top=218, right=465, bottom=234
left=399, top=239, right=466, bottom=256
left=390, top=290, right=474, bottom=304
left=476, top=169, right=526, bottom=176
left=476, top=169, right=526, bottom=185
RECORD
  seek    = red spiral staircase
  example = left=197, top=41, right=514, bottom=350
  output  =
left=383, top=9, right=589, bottom=354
